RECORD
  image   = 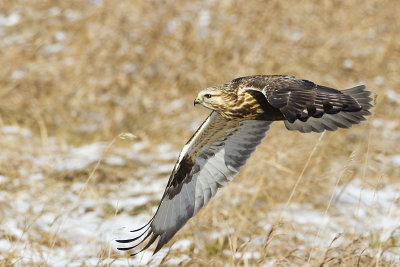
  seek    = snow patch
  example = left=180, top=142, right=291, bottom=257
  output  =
left=270, top=179, right=400, bottom=248
left=105, top=155, right=126, bottom=166
left=343, top=59, right=354, bottom=69
left=11, top=69, right=25, bottom=79
left=386, top=90, right=400, bottom=104
left=0, top=13, right=20, bottom=26
left=391, top=155, right=400, bottom=166
left=167, top=254, right=190, bottom=265
left=2, top=125, right=32, bottom=136
left=197, top=9, right=211, bottom=38
left=37, top=142, right=107, bottom=171
left=172, top=239, right=192, bottom=251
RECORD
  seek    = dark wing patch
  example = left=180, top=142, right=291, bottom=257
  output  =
left=265, top=80, right=362, bottom=123
left=284, top=85, right=373, bottom=132
left=117, top=112, right=272, bottom=255
left=166, top=155, right=196, bottom=199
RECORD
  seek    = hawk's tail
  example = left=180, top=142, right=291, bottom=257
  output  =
left=284, top=85, right=373, bottom=133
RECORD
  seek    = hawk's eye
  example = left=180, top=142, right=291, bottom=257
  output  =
left=204, top=94, right=212, bottom=99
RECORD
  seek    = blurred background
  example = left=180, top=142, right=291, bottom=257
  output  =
left=0, top=0, right=399, bottom=266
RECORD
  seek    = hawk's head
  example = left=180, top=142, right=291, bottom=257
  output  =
left=194, top=82, right=264, bottom=120
left=194, top=84, right=235, bottom=112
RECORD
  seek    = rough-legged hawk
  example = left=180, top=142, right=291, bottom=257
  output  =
left=117, top=75, right=373, bottom=255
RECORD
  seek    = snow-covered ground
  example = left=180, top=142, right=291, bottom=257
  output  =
left=269, top=179, right=400, bottom=251
left=0, top=124, right=399, bottom=266
left=0, top=126, right=183, bottom=266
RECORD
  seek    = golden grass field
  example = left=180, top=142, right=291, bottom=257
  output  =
left=0, top=0, right=399, bottom=266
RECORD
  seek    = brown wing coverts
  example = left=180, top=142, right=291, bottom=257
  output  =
left=283, top=85, right=372, bottom=132
left=264, top=78, right=363, bottom=123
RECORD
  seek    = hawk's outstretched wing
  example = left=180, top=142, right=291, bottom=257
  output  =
left=117, top=112, right=272, bottom=255
left=239, top=75, right=372, bottom=132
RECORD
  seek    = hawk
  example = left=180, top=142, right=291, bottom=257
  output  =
left=117, top=75, right=373, bottom=255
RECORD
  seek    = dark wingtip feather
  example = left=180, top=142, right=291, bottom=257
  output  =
left=116, top=226, right=150, bottom=244
left=117, top=238, right=144, bottom=251
left=153, top=236, right=168, bottom=255
left=129, top=233, right=159, bottom=257
left=116, top=238, right=138, bottom=244
left=116, top=224, right=164, bottom=257
left=117, top=245, right=137, bottom=251
left=129, top=220, right=152, bottom=232
left=116, top=225, right=155, bottom=253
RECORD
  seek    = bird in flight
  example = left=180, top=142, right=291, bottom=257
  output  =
left=116, top=75, right=372, bottom=256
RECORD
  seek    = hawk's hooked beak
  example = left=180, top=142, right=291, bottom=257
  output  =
left=194, top=96, right=201, bottom=106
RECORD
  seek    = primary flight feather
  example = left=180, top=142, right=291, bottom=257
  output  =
left=116, top=75, right=373, bottom=255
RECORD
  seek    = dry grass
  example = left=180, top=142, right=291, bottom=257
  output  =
left=0, top=0, right=399, bottom=266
